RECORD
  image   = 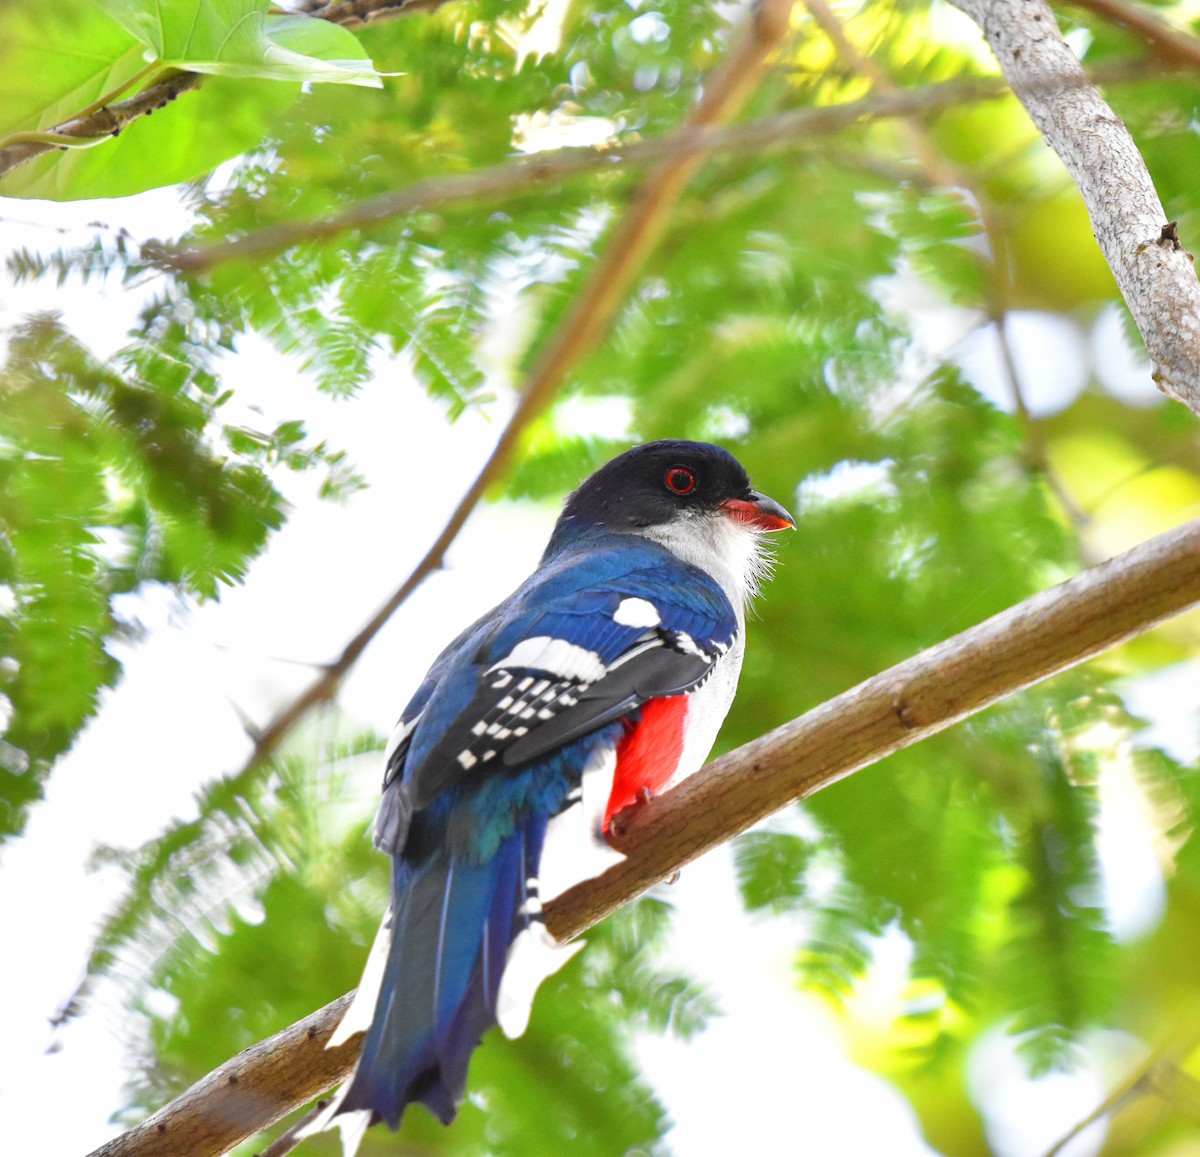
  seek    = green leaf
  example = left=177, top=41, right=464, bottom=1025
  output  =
left=97, top=0, right=383, bottom=86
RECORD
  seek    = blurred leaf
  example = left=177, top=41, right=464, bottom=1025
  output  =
left=734, top=828, right=817, bottom=915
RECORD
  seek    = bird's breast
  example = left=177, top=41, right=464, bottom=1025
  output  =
left=605, top=695, right=689, bottom=827
left=604, top=634, right=745, bottom=829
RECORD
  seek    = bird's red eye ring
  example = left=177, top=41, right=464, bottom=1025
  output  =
left=664, top=466, right=697, bottom=495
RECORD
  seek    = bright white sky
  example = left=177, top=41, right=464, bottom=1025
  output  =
left=0, top=181, right=1189, bottom=1157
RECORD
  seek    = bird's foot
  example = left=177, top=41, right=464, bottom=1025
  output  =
left=605, top=787, right=656, bottom=845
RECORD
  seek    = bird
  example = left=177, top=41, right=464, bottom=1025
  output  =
left=319, top=439, right=793, bottom=1145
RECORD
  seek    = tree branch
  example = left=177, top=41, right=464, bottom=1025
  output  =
left=548, top=515, right=1200, bottom=935
left=176, top=58, right=1200, bottom=275
left=154, top=80, right=995, bottom=272
left=88, top=516, right=1200, bottom=1157
left=219, top=0, right=797, bottom=781
left=948, top=0, right=1200, bottom=415
left=87, top=994, right=357, bottom=1157
left=1065, top=0, right=1200, bottom=71
left=0, top=72, right=203, bottom=178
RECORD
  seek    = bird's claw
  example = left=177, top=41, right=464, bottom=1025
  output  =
left=605, top=787, right=656, bottom=845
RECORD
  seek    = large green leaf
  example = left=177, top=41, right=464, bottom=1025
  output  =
left=97, top=0, right=384, bottom=85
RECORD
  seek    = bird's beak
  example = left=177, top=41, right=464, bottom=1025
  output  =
left=721, top=490, right=796, bottom=532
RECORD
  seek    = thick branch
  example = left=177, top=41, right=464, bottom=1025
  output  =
left=549, top=516, right=1200, bottom=935
left=88, top=516, right=1200, bottom=1157
left=949, top=0, right=1200, bottom=414
left=87, top=994, right=358, bottom=1157
left=224, top=0, right=796, bottom=778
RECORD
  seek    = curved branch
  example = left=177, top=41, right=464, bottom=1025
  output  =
left=157, top=81, right=1000, bottom=273
left=88, top=517, right=1200, bottom=1157
left=949, top=0, right=1200, bottom=414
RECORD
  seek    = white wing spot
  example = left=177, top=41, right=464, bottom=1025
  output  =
left=487, top=637, right=608, bottom=683
left=672, top=631, right=708, bottom=659
left=613, top=597, right=661, bottom=628
left=458, top=750, right=477, bottom=769
left=472, top=721, right=488, bottom=736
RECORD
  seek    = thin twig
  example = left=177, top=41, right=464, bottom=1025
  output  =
left=0, top=72, right=202, bottom=177
left=1064, top=0, right=1200, bottom=70
left=804, top=0, right=1091, bottom=534
left=1042, top=1028, right=1200, bottom=1156
left=155, top=82, right=997, bottom=272
left=157, top=61, right=1178, bottom=274
left=88, top=516, right=1200, bottom=1157
left=803, top=0, right=959, bottom=185
left=254, top=1099, right=330, bottom=1157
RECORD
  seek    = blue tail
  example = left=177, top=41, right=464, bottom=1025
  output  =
left=338, top=813, right=548, bottom=1128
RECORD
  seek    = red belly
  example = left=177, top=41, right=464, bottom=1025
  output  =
left=604, top=695, right=688, bottom=829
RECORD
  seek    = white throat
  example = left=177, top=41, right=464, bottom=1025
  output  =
left=636, top=512, right=772, bottom=610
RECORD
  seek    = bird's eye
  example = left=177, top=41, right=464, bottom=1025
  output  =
left=664, top=466, right=697, bottom=495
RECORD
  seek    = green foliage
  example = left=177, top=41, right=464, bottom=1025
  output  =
left=4, top=0, right=1200, bottom=1152
left=0, top=314, right=281, bottom=835
left=734, top=828, right=817, bottom=915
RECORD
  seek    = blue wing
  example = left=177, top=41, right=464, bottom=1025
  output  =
left=392, top=532, right=737, bottom=819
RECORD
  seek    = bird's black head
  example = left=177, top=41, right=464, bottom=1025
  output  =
left=554, top=440, right=794, bottom=538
